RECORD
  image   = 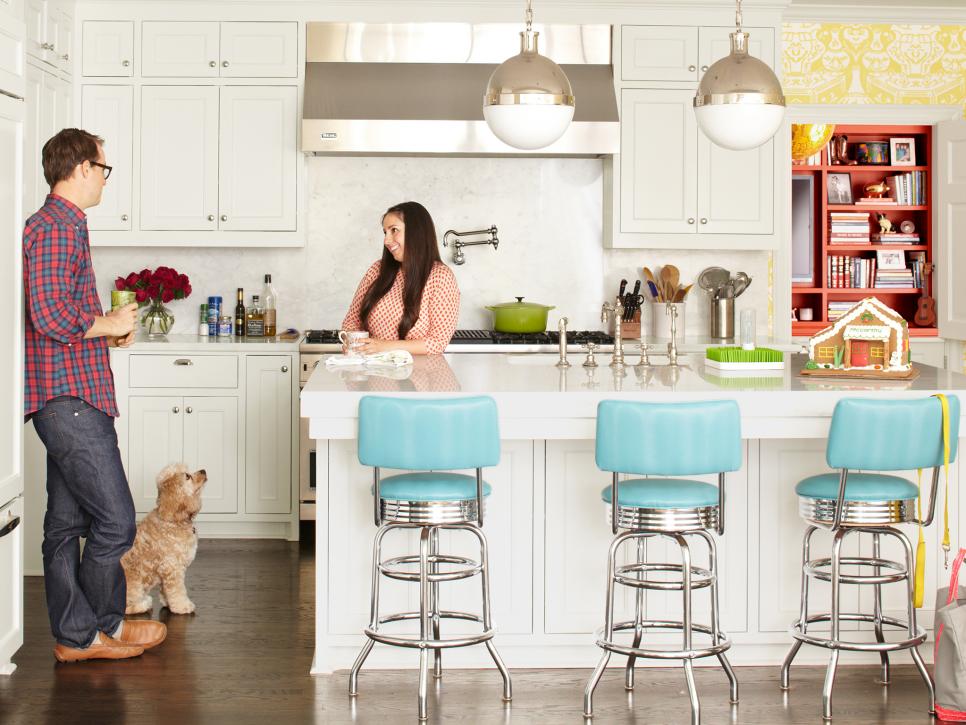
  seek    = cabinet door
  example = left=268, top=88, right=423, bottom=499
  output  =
left=54, top=8, right=72, bottom=76
left=245, top=355, right=292, bottom=514
left=49, top=72, right=69, bottom=130
left=0, top=11, right=26, bottom=100
left=220, top=22, right=297, bottom=78
left=936, top=119, right=966, bottom=340
left=698, top=135, right=774, bottom=235
left=0, top=497, right=24, bottom=675
left=82, top=85, right=133, bottom=230
left=621, top=26, right=698, bottom=82
left=42, top=4, right=58, bottom=68
left=141, top=21, right=219, bottom=78
left=24, top=0, right=44, bottom=63
left=127, top=396, right=184, bottom=513
left=619, top=88, right=697, bottom=235
left=22, top=63, right=44, bottom=220
left=82, top=21, right=134, bottom=77
left=183, top=396, right=238, bottom=514
left=140, top=85, right=218, bottom=230
left=219, top=86, right=297, bottom=231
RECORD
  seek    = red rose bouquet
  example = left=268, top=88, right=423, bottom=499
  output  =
left=114, top=266, right=192, bottom=336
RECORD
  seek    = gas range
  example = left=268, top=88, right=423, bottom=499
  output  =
left=299, top=328, right=616, bottom=354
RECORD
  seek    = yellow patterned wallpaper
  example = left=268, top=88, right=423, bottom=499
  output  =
left=783, top=23, right=966, bottom=109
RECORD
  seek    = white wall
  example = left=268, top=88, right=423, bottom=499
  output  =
left=90, top=156, right=772, bottom=337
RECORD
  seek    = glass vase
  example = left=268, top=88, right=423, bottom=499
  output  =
left=141, top=299, right=174, bottom=337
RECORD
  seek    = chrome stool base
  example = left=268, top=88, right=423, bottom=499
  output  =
left=799, top=496, right=915, bottom=526
left=584, top=525, right=737, bottom=725
left=780, top=523, right=935, bottom=720
left=349, top=518, right=512, bottom=721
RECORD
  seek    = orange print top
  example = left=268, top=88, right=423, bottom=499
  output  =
left=342, top=260, right=460, bottom=355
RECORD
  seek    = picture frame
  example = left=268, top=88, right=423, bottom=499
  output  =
left=890, top=137, right=916, bottom=166
left=876, top=249, right=907, bottom=270
left=826, top=172, right=853, bottom=205
left=854, top=141, right=889, bottom=165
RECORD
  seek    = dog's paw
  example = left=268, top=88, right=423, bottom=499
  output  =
left=166, top=599, right=195, bottom=615
left=125, top=595, right=152, bottom=615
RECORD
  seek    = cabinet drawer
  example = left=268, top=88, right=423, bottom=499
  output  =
left=129, top=355, right=238, bottom=388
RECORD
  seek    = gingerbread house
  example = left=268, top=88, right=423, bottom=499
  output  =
left=807, top=297, right=911, bottom=372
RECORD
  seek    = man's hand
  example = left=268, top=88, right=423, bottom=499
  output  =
left=110, top=330, right=136, bottom=348
left=106, top=303, right=138, bottom=336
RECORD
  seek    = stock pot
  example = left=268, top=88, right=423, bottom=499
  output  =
left=485, top=297, right=555, bottom=333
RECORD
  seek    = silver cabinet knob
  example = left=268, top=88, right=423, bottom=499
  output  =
left=172, top=406, right=180, bottom=414
left=222, top=60, right=230, bottom=67
left=207, top=214, right=215, bottom=221
left=61, top=53, right=69, bottom=61
left=41, top=42, right=55, bottom=51
left=209, top=60, right=216, bottom=68
left=687, top=218, right=695, bottom=224
left=281, top=365, right=289, bottom=373
left=220, top=214, right=228, bottom=222
left=688, top=64, right=696, bottom=72
left=122, top=59, right=130, bottom=67
left=121, top=214, right=129, bottom=221
left=701, top=65, right=709, bottom=72
left=700, top=218, right=708, bottom=225
left=186, top=406, right=193, bottom=414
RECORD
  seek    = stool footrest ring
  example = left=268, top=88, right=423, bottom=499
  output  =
left=804, top=556, right=907, bottom=585
left=595, top=619, right=732, bottom=660
left=789, top=613, right=927, bottom=651
left=379, top=554, right=482, bottom=582
left=365, top=609, right=494, bottom=650
left=614, top=561, right=714, bottom=591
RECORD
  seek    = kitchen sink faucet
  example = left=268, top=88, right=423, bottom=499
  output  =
left=601, top=298, right=625, bottom=369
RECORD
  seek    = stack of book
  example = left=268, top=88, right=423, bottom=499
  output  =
left=874, top=269, right=915, bottom=288
left=887, top=171, right=926, bottom=205
left=828, top=301, right=855, bottom=322
left=827, top=255, right=876, bottom=288
left=829, top=211, right=870, bottom=244
left=856, top=196, right=897, bottom=206
left=872, top=232, right=920, bottom=244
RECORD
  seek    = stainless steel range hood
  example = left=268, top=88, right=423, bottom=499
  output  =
left=302, top=22, right=619, bottom=156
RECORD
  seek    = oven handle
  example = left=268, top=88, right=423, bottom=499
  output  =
left=0, top=515, right=21, bottom=539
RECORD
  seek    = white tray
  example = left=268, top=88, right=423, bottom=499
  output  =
left=704, top=359, right=785, bottom=371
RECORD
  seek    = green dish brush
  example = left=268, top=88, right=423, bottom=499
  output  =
left=705, top=346, right=784, bottom=370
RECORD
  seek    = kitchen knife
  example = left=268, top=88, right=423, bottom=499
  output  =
left=618, top=278, right=627, bottom=300
left=627, top=281, right=642, bottom=320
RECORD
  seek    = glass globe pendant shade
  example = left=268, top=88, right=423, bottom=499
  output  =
left=483, top=30, right=575, bottom=150
left=693, top=31, right=785, bottom=151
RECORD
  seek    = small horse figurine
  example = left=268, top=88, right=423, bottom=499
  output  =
left=864, top=181, right=890, bottom=198
left=876, top=213, right=893, bottom=234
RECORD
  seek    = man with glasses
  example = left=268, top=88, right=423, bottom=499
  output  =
left=23, top=128, right=167, bottom=662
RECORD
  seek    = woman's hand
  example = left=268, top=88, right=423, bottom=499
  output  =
left=354, top=338, right=397, bottom=355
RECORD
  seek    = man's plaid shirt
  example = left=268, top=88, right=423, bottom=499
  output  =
left=23, top=194, right=117, bottom=418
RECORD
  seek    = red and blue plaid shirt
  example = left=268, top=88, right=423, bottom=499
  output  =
left=23, top=194, right=117, bottom=418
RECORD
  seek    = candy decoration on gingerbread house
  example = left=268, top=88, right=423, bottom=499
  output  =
left=802, top=297, right=915, bottom=379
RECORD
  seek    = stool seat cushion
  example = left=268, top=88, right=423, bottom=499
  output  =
left=376, top=472, right=492, bottom=502
left=796, top=472, right=918, bottom=502
left=601, top=478, right=719, bottom=509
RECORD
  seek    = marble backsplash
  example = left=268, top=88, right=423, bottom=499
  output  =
left=90, top=156, right=772, bottom=339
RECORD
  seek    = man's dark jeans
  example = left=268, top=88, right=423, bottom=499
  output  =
left=31, top=395, right=136, bottom=649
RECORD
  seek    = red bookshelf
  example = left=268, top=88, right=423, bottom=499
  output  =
left=791, top=124, right=936, bottom=337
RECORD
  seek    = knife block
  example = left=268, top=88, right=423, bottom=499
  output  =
left=619, top=311, right=641, bottom=340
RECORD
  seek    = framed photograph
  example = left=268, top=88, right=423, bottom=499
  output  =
left=876, top=249, right=907, bottom=270
left=791, top=176, right=815, bottom=284
left=854, top=141, right=889, bottom=165
left=826, top=172, right=853, bottom=205
left=890, top=137, right=916, bottom=166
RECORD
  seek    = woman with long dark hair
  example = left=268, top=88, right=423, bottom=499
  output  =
left=341, top=201, right=460, bottom=355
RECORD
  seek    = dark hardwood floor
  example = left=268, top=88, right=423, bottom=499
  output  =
left=0, top=536, right=940, bottom=724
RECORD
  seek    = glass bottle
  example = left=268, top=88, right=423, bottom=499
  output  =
left=246, top=294, right=265, bottom=337
left=234, top=288, right=245, bottom=337
left=262, top=274, right=277, bottom=337
left=198, top=303, right=209, bottom=337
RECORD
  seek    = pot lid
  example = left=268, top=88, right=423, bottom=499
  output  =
left=486, top=296, right=555, bottom=311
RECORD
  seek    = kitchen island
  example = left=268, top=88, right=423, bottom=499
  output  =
left=301, top=353, right=966, bottom=674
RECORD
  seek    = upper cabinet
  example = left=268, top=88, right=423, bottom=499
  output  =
left=142, top=21, right=297, bottom=78
left=81, top=85, right=133, bottom=231
left=82, top=21, right=133, bottom=77
left=26, top=0, right=72, bottom=75
left=607, top=24, right=780, bottom=250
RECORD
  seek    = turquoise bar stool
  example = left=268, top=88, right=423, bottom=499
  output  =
left=347, top=395, right=512, bottom=721
left=780, top=396, right=960, bottom=721
left=583, top=399, right=742, bottom=724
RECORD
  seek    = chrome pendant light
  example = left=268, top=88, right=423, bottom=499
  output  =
left=693, top=0, right=785, bottom=151
left=483, top=0, right=575, bottom=150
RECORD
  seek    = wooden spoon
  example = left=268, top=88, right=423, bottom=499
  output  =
left=659, top=266, right=674, bottom=302
left=673, top=283, right=694, bottom=302
left=665, top=264, right=681, bottom=294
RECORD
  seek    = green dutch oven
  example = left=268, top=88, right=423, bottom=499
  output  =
left=485, top=297, right=556, bottom=333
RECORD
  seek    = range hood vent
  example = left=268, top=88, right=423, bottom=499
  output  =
left=302, top=22, right=619, bottom=156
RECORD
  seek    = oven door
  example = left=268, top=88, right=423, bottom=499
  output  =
left=299, top=413, right=316, bottom=520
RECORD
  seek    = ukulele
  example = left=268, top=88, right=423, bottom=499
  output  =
left=914, top=262, right=936, bottom=327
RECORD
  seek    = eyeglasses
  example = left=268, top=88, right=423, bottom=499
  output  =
left=89, top=161, right=112, bottom=180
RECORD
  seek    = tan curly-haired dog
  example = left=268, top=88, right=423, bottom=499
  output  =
left=122, top=463, right=207, bottom=615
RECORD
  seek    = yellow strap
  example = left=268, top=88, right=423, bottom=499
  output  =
left=933, top=393, right=951, bottom=568
left=914, top=468, right=926, bottom=608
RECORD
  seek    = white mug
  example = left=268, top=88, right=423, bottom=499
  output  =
left=338, top=330, right=370, bottom=357
left=799, top=307, right=814, bottom=321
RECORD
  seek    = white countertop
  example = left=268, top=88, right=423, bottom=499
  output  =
left=301, top=352, right=966, bottom=439
left=111, top=333, right=301, bottom=352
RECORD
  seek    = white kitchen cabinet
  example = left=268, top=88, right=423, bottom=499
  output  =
left=621, top=25, right=698, bottom=83
left=81, top=84, right=133, bottom=230
left=82, top=20, right=133, bottom=77
left=0, top=498, right=24, bottom=676
left=52, top=7, right=72, bottom=76
left=219, top=85, right=297, bottom=231
left=936, top=119, right=966, bottom=341
left=142, top=21, right=297, bottom=78
left=0, top=12, right=26, bottom=99
left=23, top=60, right=71, bottom=218
left=325, top=439, right=534, bottom=637
left=245, top=355, right=292, bottom=514
left=127, top=395, right=238, bottom=514
left=140, top=85, right=218, bottom=231
left=24, top=0, right=45, bottom=63
left=141, top=84, right=297, bottom=232
left=24, top=0, right=69, bottom=70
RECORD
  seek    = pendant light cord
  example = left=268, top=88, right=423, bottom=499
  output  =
left=735, top=0, right=743, bottom=33
left=525, top=0, right=533, bottom=32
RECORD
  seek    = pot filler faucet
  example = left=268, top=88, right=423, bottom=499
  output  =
left=442, top=226, right=499, bottom=265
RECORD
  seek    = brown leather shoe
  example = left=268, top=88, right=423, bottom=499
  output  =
left=115, top=619, right=167, bottom=650
left=54, top=633, right=144, bottom=663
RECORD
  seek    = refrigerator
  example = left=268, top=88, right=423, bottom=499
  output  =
left=0, top=10, right=26, bottom=675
